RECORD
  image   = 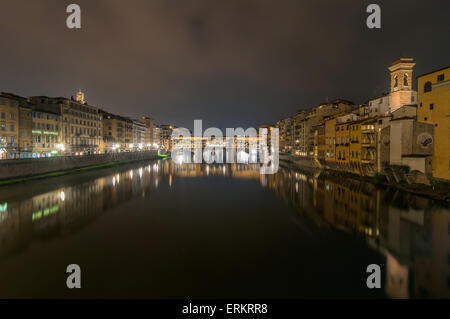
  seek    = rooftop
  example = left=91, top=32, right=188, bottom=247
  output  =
left=391, top=58, right=414, bottom=66
left=417, top=65, right=450, bottom=78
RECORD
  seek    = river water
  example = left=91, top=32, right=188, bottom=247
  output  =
left=0, top=159, right=448, bottom=298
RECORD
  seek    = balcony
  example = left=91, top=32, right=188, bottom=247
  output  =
left=361, top=158, right=375, bottom=164
left=361, top=152, right=375, bottom=163
left=361, top=142, right=376, bottom=148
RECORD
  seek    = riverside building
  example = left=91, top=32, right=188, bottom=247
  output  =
left=100, top=110, right=133, bottom=152
left=417, top=66, right=450, bottom=180
left=30, top=91, right=103, bottom=156
left=1, top=93, right=33, bottom=158
left=31, top=105, right=61, bottom=158
left=0, top=93, right=19, bottom=159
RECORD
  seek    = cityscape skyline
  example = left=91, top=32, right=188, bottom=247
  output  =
left=1, top=56, right=448, bottom=183
left=1, top=0, right=450, bottom=130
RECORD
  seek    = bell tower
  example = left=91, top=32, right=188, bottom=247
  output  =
left=388, top=58, right=415, bottom=112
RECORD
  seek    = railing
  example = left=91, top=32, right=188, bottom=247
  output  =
left=361, top=157, right=375, bottom=163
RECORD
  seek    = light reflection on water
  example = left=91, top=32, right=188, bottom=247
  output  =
left=0, top=159, right=448, bottom=298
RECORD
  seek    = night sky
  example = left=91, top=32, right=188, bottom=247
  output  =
left=0, top=0, right=449, bottom=130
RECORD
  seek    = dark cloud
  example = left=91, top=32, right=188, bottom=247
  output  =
left=0, top=0, right=449, bottom=130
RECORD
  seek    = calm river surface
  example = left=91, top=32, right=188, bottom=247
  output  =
left=0, top=159, right=448, bottom=298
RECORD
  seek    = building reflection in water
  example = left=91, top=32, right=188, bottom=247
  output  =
left=0, top=160, right=449, bottom=298
left=265, top=165, right=450, bottom=299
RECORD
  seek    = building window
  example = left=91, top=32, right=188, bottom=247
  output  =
left=424, top=117, right=427, bottom=121
left=430, top=104, right=434, bottom=110
left=403, top=74, right=408, bottom=88
left=437, top=74, right=445, bottom=82
left=424, top=81, right=432, bottom=93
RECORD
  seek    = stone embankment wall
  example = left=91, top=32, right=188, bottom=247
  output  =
left=282, top=154, right=379, bottom=177
left=280, top=154, right=434, bottom=185
left=0, top=151, right=159, bottom=180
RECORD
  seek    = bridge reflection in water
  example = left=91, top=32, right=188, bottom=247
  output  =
left=0, top=159, right=448, bottom=298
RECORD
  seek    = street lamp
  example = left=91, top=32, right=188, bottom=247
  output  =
left=56, top=144, right=66, bottom=152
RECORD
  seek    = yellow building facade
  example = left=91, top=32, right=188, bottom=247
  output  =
left=19, top=106, right=33, bottom=158
left=417, top=66, right=450, bottom=180
left=100, top=110, right=134, bottom=152
left=349, top=120, right=362, bottom=166
left=31, top=108, right=61, bottom=157
left=335, top=122, right=350, bottom=164
left=0, top=94, right=19, bottom=159
left=30, top=93, right=103, bottom=156
left=324, top=117, right=336, bottom=162
left=360, top=119, right=377, bottom=165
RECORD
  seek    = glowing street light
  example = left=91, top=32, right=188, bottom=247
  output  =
left=112, top=144, right=120, bottom=152
left=56, top=144, right=66, bottom=152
